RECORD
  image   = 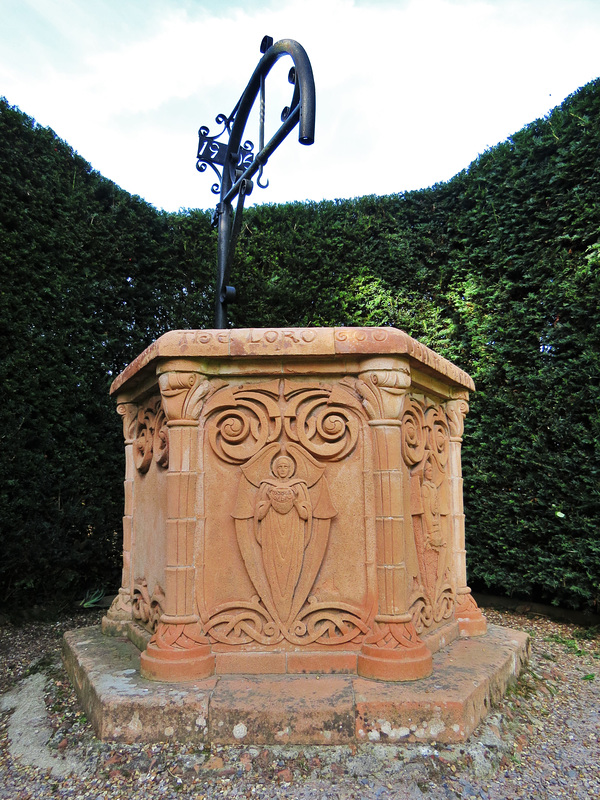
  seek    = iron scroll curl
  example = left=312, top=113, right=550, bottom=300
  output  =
left=197, top=37, right=316, bottom=328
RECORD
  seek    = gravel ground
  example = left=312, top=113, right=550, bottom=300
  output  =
left=0, top=606, right=598, bottom=799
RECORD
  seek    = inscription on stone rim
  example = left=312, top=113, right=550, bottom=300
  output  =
left=246, top=329, right=317, bottom=345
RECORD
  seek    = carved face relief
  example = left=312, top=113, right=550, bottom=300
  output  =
left=273, top=455, right=295, bottom=480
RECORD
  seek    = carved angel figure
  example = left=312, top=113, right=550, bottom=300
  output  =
left=410, top=455, right=452, bottom=605
left=254, top=456, right=311, bottom=621
left=233, top=442, right=336, bottom=629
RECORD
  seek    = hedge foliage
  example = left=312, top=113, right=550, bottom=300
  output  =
left=1, top=78, right=599, bottom=611
left=0, top=98, right=215, bottom=606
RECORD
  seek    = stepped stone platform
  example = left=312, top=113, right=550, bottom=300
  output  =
left=63, top=624, right=529, bottom=745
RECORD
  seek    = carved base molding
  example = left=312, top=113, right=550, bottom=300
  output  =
left=101, top=589, right=133, bottom=636
left=140, top=618, right=215, bottom=681
left=357, top=617, right=433, bottom=681
left=456, top=590, right=488, bottom=637
left=105, top=588, right=132, bottom=621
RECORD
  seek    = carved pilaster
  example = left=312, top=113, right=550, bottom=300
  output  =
left=445, top=398, right=486, bottom=637
left=355, top=361, right=433, bottom=681
left=140, top=371, right=215, bottom=681
left=103, top=402, right=137, bottom=634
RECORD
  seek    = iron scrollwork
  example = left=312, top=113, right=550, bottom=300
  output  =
left=196, top=114, right=254, bottom=196
left=196, top=35, right=316, bottom=327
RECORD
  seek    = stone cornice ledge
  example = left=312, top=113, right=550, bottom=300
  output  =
left=110, top=327, right=475, bottom=396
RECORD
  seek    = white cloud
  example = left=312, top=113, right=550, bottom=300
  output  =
left=1, top=0, right=599, bottom=211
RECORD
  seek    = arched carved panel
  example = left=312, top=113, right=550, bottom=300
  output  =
left=201, top=378, right=372, bottom=648
left=404, top=396, right=455, bottom=632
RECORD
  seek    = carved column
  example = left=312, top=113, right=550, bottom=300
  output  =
left=103, top=402, right=137, bottom=634
left=356, top=360, right=433, bottom=681
left=140, top=371, right=216, bottom=681
left=445, top=399, right=486, bottom=637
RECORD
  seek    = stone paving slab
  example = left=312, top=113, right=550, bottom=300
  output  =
left=63, top=625, right=529, bottom=745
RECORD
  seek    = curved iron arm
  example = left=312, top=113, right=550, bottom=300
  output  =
left=221, top=38, right=315, bottom=203
left=209, top=37, right=315, bottom=328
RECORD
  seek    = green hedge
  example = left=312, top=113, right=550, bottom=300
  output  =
left=0, top=99, right=215, bottom=605
left=1, top=78, right=599, bottom=611
left=221, top=80, right=600, bottom=610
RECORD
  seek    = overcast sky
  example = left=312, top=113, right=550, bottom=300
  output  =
left=2, top=0, right=599, bottom=213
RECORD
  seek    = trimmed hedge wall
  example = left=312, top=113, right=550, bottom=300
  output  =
left=1, top=78, right=599, bottom=611
left=0, top=98, right=216, bottom=605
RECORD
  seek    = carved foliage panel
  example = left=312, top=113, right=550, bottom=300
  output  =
left=200, top=379, right=374, bottom=649
left=130, top=396, right=169, bottom=607
left=132, top=578, right=165, bottom=633
left=403, top=395, right=456, bottom=634
left=132, top=396, right=169, bottom=474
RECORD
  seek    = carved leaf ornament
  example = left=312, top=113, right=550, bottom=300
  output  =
left=133, top=397, right=169, bottom=473
left=132, top=579, right=165, bottom=632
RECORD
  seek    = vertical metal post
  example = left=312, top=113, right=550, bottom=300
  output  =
left=215, top=202, right=233, bottom=329
left=196, top=37, right=315, bottom=329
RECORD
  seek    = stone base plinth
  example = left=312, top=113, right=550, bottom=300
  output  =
left=63, top=624, right=529, bottom=745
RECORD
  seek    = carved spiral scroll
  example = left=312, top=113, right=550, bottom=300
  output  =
left=154, top=407, right=169, bottom=468
left=204, top=596, right=368, bottom=646
left=288, top=597, right=369, bottom=645
left=207, top=382, right=361, bottom=465
left=410, top=596, right=433, bottom=635
left=207, top=387, right=282, bottom=464
left=433, top=585, right=454, bottom=623
left=205, top=596, right=283, bottom=646
left=284, top=388, right=359, bottom=461
left=401, top=398, right=426, bottom=466
left=426, top=406, right=449, bottom=469
left=132, top=579, right=165, bottom=633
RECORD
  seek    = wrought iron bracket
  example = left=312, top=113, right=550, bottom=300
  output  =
left=197, top=36, right=316, bottom=328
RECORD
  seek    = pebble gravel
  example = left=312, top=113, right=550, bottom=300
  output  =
left=0, top=606, right=598, bottom=799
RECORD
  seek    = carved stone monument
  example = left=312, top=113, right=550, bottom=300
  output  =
left=63, top=326, right=528, bottom=743
left=103, top=326, right=486, bottom=678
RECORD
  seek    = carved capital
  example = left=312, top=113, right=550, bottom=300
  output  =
left=158, top=371, right=214, bottom=423
left=356, top=368, right=411, bottom=421
left=116, top=402, right=138, bottom=443
left=445, top=399, right=469, bottom=441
